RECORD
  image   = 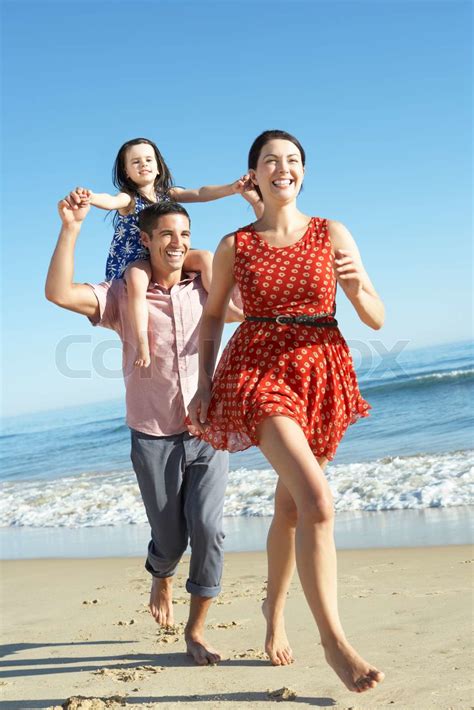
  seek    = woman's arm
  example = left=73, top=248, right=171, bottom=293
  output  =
left=328, top=220, right=385, bottom=330
left=187, top=234, right=236, bottom=430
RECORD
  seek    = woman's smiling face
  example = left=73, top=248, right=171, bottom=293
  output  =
left=250, top=139, right=305, bottom=204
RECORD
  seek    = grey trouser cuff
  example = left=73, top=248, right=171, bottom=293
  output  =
left=186, top=579, right=221, bottom=598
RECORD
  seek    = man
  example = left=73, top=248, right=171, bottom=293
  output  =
left=46, top=193, right=230, bottom=665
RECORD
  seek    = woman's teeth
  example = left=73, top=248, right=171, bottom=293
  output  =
left=273, top=179, right=293, bottom=187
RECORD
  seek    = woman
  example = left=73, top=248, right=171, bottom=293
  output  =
left=188, top=130, right=385, bottom=693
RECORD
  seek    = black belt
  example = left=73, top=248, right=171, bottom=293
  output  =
left=245, top=312, right=338, bottom=327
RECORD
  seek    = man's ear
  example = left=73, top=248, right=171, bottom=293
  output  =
left=140, top=230, right=151, bottom=247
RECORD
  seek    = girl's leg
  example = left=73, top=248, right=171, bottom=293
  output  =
left=257, top=416, right=384, bottom=693
left=124, top=260, right=152, bottom=368
left=263, top=456, right=328, bottom=666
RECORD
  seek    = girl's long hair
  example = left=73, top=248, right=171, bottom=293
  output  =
left=112, top=138, right=174, bottom=223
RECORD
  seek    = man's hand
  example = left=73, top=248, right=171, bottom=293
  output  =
left=58, top=189, right=91, bottom=226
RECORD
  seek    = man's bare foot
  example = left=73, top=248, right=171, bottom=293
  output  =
left=262, top=599, right=294, bottom=666
left=149, top=576, right=174, bottom=627
left=323, top=637, right=384, bottom=693
left=185, top=630, right=221, bottom=665
left=134, top=341, right=151, bottom=368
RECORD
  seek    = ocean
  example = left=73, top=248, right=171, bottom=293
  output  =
left=1, top=339, right=472, bottom=559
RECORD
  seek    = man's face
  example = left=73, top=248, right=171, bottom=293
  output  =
left=141, top=214, right=191, bottom=274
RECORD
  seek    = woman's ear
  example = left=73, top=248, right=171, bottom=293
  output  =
left=249, top=169, right=258, bottom=187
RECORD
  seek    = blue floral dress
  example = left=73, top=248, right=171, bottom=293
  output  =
left=105, top=191, right=170, bottom=279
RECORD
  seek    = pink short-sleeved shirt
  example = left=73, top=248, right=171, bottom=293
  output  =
left=88, top=274, right=206, bottom=436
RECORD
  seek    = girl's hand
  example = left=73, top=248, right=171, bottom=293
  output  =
left=231, top=174, right=254, bottom=194
left=74, top=186, right=93, bottom=207
left=64, top=187, right=92, bottom=210
left=334, top=249, right=364, bottom=298
left=187, top=385, right=212, bottom=434
left=58, top=191, right=91, bottom=225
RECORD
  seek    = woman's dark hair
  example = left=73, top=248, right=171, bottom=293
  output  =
left=112, top=138, right=174, bottom=221
left=138, top=201, right=190, bottom=236
left=248, top=130, right=306, bottom=199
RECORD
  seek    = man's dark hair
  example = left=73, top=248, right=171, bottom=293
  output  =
left=138, top=202, right=191, bottom=236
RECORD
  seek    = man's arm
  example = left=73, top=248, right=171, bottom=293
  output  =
left=45, top=196, right=100, bottom=319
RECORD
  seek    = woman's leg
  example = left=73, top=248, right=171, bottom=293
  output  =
left=124, top=260, right=152, bottom=368
left=263, top=478, right=297, bottom=665
left=264, top=456, right=328, bottom=666
left=257, top=415, right=384, bottom=693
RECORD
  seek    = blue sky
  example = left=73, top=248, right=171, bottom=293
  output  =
left=1, top=0, right=472, bottom=416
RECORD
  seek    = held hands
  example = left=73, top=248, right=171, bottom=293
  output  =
left=334, top=249, right=364, bottom=298
left=58, top=188, right=91, bottom=225
left=187, top=385, right=212, bottom=435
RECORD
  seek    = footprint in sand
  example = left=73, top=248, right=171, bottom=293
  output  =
left=93, top=665, right=164, bottom=681
left=49, top=696, right=126, bottom=710
left=267, top=686, right=297, bottom=700
left=233, top=647, right=268, bottom=660
left=209, top=620, right=242, bottom=629
left=155, top=623, right=184, bottom=644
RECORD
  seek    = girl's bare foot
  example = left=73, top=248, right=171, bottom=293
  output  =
left=134, top=341, right=151, bottom=368
left=262, top=599, right=294, bottom=666
left=149, top=576, right=174, bottom=627
left=323, top=637, right=384, bottom=693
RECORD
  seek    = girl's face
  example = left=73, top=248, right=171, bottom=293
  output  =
left=124, top=143, right=159, bottom=186
left=250, top=139, right=304, bottom=204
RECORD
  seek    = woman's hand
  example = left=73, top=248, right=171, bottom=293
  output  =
left=334, top=249, right=364, bottom=299
left=187, top=384, right=212, bottom=434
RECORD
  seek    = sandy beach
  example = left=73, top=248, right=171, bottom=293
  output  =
left=1, top=546, right=472, bottom=709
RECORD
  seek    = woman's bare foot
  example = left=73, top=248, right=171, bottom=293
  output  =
left=134, top=340, right=151, bottom=368
left=185, top=629, right=221, bottom=665
left=323, top=637, right=384, bottom=693
left=149, top=576, right=174, bottom=627
left=262, top=599, right=294, bottom=666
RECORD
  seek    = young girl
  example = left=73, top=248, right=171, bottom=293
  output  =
left=77, top=137, right=260, bottom=366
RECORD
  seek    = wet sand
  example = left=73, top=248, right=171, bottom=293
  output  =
left=1, top=546, right=472, bottom=708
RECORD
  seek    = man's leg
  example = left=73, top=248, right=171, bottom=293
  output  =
left=182, top=435, right=229, bottom=664
left=130, top=429, right=188, bottom=627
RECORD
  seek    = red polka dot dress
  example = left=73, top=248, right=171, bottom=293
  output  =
left=203, top=218, right=370, bottom=460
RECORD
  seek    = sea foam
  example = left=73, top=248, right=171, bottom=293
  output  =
left=0, top=450, right=472, bottom=528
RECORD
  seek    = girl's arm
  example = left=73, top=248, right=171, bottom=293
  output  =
left=187, top=234, right=236, bottom=431
left=70, top=187, right=132, bottom=212
left=328, top=220, right=385, bottom=330
left=169, top=175, right=249, bottom=203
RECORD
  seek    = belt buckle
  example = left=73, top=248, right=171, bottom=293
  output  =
left=276, top=314, right=290, bottom=325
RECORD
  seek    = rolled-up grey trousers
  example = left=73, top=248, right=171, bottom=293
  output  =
left=130, top=429, right=229, bottom=598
